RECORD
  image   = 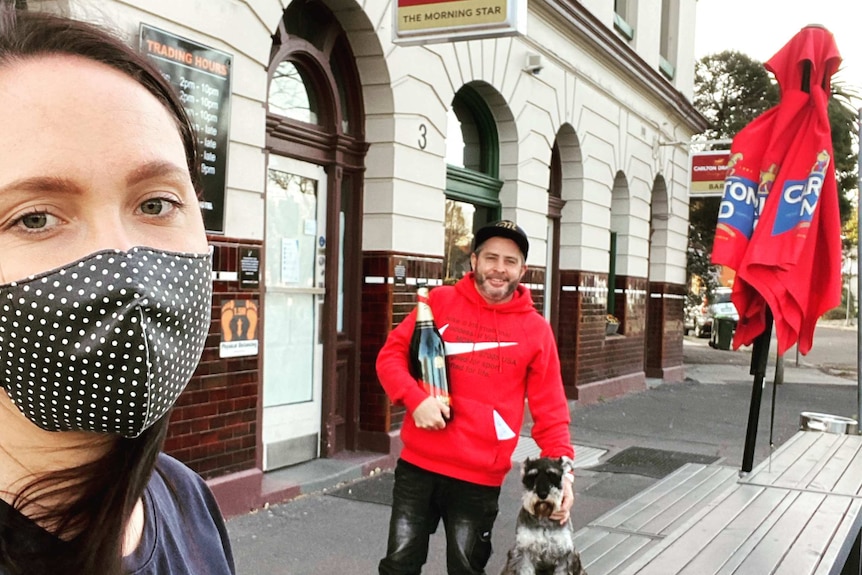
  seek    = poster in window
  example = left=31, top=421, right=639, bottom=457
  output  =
left=219, top=299, right=259, bottom=358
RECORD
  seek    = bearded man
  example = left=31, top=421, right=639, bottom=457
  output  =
left=376, top=220, right=576, bottom=575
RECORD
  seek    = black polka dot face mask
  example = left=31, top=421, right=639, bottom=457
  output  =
left=0, top=247, right=213, bottom=438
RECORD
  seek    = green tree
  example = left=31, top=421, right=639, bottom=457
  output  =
left=827, top=80, right=860, bottom=223
left=843, top=210, right=858, bottom=249
left=694, top=51, right=779, bottom=141
left=686, top=197, right=720, bottom=307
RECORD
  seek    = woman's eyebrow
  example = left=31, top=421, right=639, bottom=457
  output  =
left=0, top=161, right=190, bottom=199
left=0, top=176, right=85, bottom=197
left=125, top=161, right=190, bottom=187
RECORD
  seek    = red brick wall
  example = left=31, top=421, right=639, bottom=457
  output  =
left=523, top=268, right=547, bottom=314
left=358, top=252, right=443, bottom=450
left=164, top=237, right=260, bottom=479
left=572, top=271, right=612, bottom=384
left=558, top=270, right=580, bottom=397
left=646, top=281, right=686, bottom=379
left=557, top=271, right=650, bottom=402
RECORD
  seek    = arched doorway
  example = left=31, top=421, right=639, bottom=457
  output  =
left=262, top=0, right=368, bottom=469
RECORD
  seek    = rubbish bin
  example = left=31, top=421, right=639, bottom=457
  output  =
left=713, top=316, right=734, bottom=350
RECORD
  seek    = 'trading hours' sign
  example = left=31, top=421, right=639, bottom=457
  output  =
left=140, top=24, right=232, bottom=233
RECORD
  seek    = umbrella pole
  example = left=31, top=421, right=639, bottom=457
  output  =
left=741, top=307, right=774, bottom=473
left=857, top=107, right=861, bottom=433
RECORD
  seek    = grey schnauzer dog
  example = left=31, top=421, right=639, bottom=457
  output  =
left=500, top=457, right=587, bottom=575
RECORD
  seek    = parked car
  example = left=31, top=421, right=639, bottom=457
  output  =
left=683, top=287, right=739, bottom=338
left=709, top=287, right=739, bottom=322
left=684, top=295, right=712, bottom=338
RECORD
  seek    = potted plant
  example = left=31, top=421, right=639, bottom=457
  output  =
left=606, top=313, right=620, bottom=335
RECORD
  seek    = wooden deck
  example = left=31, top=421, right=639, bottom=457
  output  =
left=574, top=464, right=739, bottom=575
left=740, top=430, right=862, bottom=497
left=575, top=432, right=862, bottom=575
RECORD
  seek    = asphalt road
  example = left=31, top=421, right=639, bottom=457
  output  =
left=685, top=321, right=859, bottom=379
left=792, top=322, right=859, bottom=376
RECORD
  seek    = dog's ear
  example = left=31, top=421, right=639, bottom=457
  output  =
left=521, top=457, right=533, bottom=477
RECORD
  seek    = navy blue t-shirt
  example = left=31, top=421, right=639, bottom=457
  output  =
left=0, top=453, right=235, bottom=575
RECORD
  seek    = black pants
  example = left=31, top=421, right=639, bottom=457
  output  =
left=379, top=459, right=500, bottom=575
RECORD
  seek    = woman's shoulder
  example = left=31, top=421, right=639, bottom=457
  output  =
left=126, top=453, right=235, bottom=574
left=148, top=453, right=225, bottom=526
left=153, top=452, right=207, bottom=490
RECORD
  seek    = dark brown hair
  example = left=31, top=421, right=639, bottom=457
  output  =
left=0, top=4, right=201, bottom=574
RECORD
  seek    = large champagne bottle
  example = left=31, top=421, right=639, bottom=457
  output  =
left=409, top=286, right=452, bottom=418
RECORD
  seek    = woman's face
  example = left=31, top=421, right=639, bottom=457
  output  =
left=0, top=55, right=207, bottom=283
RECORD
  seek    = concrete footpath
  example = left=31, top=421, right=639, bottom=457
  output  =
left=226, top=339, right=858, bottom=574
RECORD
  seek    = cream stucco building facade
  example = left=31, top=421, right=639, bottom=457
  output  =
left=29, top=0, right=705, bottom=513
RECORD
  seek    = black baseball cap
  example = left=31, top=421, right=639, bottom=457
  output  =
left=472, top=220, right=529, bottom=259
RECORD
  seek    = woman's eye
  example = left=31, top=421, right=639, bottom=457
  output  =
left=11, top=211, right=57, bottom=232
left=140, top=197, right=178, bottom=216
left=20, top=212, right=49, bottom=229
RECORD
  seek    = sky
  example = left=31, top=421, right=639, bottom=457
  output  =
left=695, top=0, right=862, bottom=104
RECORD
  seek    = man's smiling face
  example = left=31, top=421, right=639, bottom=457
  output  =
left=470, top=236, right=527, bottom=304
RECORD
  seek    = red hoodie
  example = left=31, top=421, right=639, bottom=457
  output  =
left=376, top=273, right=574, bottom=487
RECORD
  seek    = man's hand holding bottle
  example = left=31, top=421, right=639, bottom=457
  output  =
left=412, top=396, right=451, bottom=430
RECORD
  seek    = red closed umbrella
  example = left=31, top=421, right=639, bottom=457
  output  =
left=710, top=25, right=843, bottom=471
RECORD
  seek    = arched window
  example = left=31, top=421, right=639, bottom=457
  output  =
left=443, top=85, right=503, bottom=283
left=268, top=0, right=362, bottom=137
left=268, top=60, right=319, bottom=123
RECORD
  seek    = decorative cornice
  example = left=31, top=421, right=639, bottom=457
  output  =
left=534, top=0, right=709, bottom=134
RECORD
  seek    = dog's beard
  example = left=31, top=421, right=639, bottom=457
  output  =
left=522, top=487, right=563, bottom=518
left=533, top=501, right=555, bottom=518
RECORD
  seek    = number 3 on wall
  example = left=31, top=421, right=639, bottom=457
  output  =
left=418, top=123, right=427, bottom=150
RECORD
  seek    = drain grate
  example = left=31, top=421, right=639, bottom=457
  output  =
left=588, top=447, right=719, bottom=479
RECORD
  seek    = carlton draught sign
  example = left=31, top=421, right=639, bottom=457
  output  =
left=393, top=0, right=526, bottom=45
left=690, top=151, right=731, bottom=197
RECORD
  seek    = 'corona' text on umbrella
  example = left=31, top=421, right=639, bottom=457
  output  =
left=717, top=175, right=763, bottom=239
